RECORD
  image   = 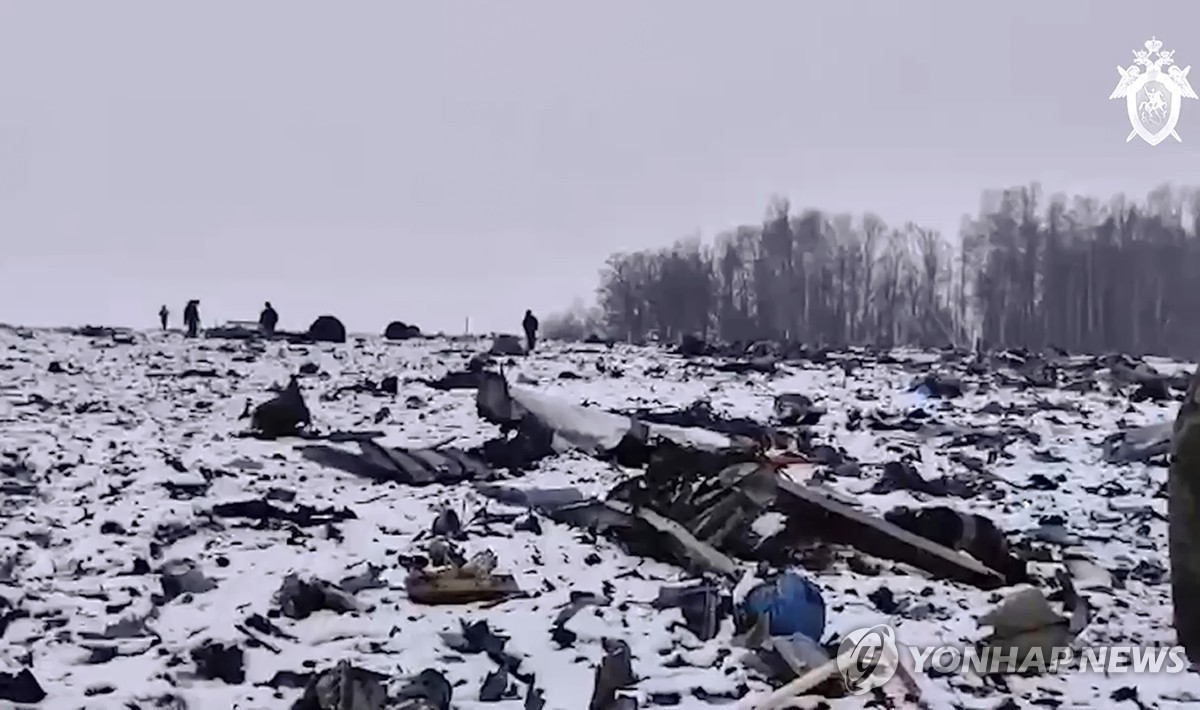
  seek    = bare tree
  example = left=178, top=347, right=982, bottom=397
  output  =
left=577, top=185, right=1200, bottom=357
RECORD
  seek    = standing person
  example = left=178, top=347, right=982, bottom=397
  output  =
left=183, top=299, right=201, bottom=338
left=158, top=305, right=169, bottom=330
left=522, top=309, right=539, bottom=352
left=259, top=301, right=279, bottom=336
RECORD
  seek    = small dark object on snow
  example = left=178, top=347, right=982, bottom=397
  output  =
left=275, top=573, right=360, bottom=620
left=159, top=558, right=218, bottom=602
left=490, top=334, right=526, bottom=356
left=431, top=508, right=463, bottom=538
left=380, top=375, right=399, bottom=395
left=912, top=372, right=963, bottom=398
left=0, top=668, right=46, bottom=703
left=713, top=357, right=777, bottom=375
left=210, top=498, right=357, bottom=528
left=589, top=638, right=637, bottom=710
left=396, top=668, right=453, bottom=710
left=867, top=586, right=900, bottom=614
left=475, top=415, right=556, bottom=472
left=524, top=686, right=546, bottom=710
left=773, top=393, right=826, bottom=426
left=1132, top=378, right=1173, bottom=402
left=440, top=618, right=511, bottom=657
left=191, top=641, right=245, bottom=684
left=251, top=376, right=312, bottom=438
left=677, top=334, right=713, bottom=357
left=873, top=460, right=953, bottom=497
left=268, top=670, right=314, bottom=689
left=1110, top=686, right=1139, bottom=704
left=308, top=315, right=347, bottom=344
left=514, top=514, right=542, bottom=534
left=385, top=320, right=422, bottom=341
left=292, top=660, right=388, bottom=710
left=480, top=668, right=510, bottom=701
left=652, top=583, right=726, bottom=641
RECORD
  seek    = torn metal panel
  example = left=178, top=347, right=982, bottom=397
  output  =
left=474, top=436, right=1005, bottom=588
left=472, top=482, right=741, bottom=578
left=773, top=478, right=1005, bottom=589
left=1102, top=421, right=1173, bottom=464
left=605, top=500, right=740, bottom=578
left=475, top=372, right=736, bottom=455
left=299, top=439, right=501, bottom=486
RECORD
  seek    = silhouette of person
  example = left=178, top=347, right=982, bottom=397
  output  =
left=522, top=309, right=539, bottom=352
left=159, top=305, right=169, bottom=330
left=259, top=301, right=279, bottom=336
left=183, top=300, right=201, bottom=338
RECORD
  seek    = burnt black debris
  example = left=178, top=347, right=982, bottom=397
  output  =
left=395, top=669, right=453, bottom=710
left=209, top=498, right=357, bottom=528
left=676, top=334, right=714, bottom=357
left=159, top=558, right=218, bottom=603
left=307, top=315, right=347, bottom=344
left=73, top=336, right=1168, bottom=703
left=250, top=376, right=312, bottom=438
left=621, top=400, right=776, bottom=446
left=589, top=638, right=637, bottom=710
left=885, top=506, right=1028, bottom=584
left=773, top=393, right=826, bottom=426
left=384, top=320, right=423, bottom=341
left=291, top=661, right=390, bottom=710
left=911, top=372, right=964, bottom=398
left=651, top=583, right=727, bottom=641
left=0, top=669, right=46, bottom=703
left=299, top=439, right=501, bottom=484
left=488, top=334, right=526, bottom=356
left=274, top=573, right=360, bottom=620
left=191, top=641, right=245, bottom=684
left=871, top=459, right=994, bottom=499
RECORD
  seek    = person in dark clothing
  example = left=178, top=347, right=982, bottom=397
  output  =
left=183, top=300, right=200, bottom=338
left=259, top=301, right=279, bottom=336
left=522, top=309, right=539, bottom=352
left=159, top=305, right=169, bottom=330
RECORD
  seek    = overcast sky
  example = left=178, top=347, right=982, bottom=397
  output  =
left=2, top=1, right=1199, bottom=334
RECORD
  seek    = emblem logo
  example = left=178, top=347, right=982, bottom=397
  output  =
left=837, top=624, right=900, bottom=695
left=1110, top=37, right=1197, bottom=145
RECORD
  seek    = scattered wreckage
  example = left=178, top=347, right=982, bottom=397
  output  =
left=244, top=352, right=1113, bottom=707
left=15, top=327, right=1191, bottom=707
left=192, top=336, right=1200, bottom=707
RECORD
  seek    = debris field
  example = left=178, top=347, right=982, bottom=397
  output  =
left=0, top=326, right=1194, bottom=709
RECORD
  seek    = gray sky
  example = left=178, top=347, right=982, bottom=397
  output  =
left=1, top=1, right=1198, bottom=334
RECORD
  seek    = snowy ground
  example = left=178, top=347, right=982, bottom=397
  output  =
left=0, top=327, right=1195, bottom=709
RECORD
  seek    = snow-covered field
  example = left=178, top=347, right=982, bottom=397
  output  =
left=0, top=327, right=1194, bottom=709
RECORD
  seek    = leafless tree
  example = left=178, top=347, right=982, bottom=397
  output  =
left=552, top=184, right=1200, bottom=357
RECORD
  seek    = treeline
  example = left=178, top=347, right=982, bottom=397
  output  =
left=545, top=184, right=1200, bottom=358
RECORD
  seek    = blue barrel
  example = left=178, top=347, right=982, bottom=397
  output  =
left=741, top=572, right=826, bottom=641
